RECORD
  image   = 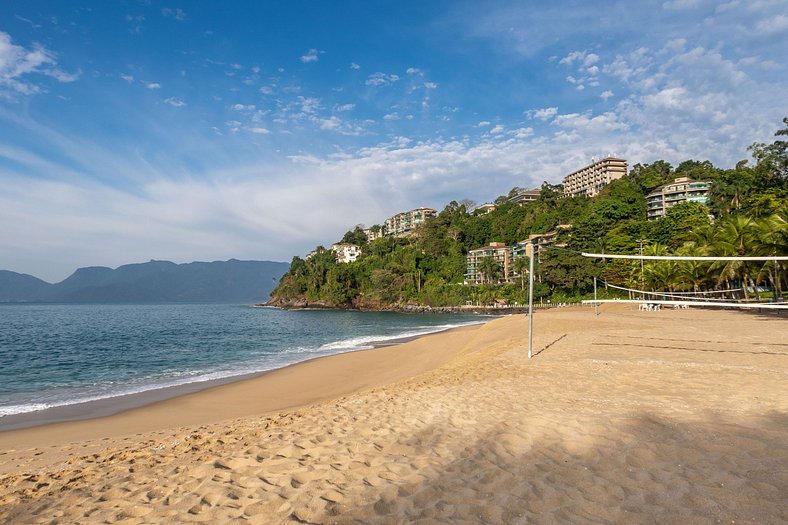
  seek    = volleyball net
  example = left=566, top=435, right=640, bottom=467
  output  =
left=579, top=252, right=788, bottom=311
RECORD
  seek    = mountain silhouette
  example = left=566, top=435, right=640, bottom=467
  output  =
left=0, top=259, right=289, bottom=303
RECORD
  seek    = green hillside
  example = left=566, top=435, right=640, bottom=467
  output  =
left=269, top=119, right=788, bottom=309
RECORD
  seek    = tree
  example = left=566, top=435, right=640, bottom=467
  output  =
left=539, top=250, right=596, bottom=294
left=709, top=216, right=757, bottom=298
left=478, top=256, right=501, bottom=285
left=512, top=256, right=530, bottom=292
left=748, top=117, right=788, bottom=187
left=627, top=160, right=673, bottom=192
left=341, top=225, right=368, bottom=246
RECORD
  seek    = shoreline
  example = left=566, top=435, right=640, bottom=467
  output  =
left=0, top=321, right=484, bottom=451
left=0, top=316, right=487, bottom=433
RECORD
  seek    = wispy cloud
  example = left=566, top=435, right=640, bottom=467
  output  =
left=161, top=7, right=187, bottom=21
left=143, top=81, right=161, bottom=89
left=164, top=97, right=186, bottom=107
left=365, top=72, right=400, bottom=86
left=300, top=49, right=320, bottom=63
left=0, top=31, right=79, bottom=97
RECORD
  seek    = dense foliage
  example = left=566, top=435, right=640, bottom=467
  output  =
left=271, top=119, right=788, bottom=308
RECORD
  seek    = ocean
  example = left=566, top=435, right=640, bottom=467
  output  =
left=0, top=304, right=484, bottom=426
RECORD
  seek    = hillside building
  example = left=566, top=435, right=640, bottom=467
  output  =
left=363, top=227, right=383, bottom=243
left=508, top=188, right=541, bottom=205
left=563, top=157, right=627, bottom=198
left=464, top=225, right=572, bottom=285
left=383, top=207, right=436, bottom=237
left=464, top=242, right=515, bottom=285
left=646, top=177, right=712, bottom=220
left=475, top=203, right=497, bottom=214
left=331, top=243, right=362, bottom=264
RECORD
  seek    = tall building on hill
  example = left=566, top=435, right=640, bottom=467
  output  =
left=646, top=177, right=712, bottom=220
left=383, top=207, right=436, bottom=237
left=563, top=157, right=627, bottom=198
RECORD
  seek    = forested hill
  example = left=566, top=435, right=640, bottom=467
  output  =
left=0, top=259, right=289, bottom=303
left=269, top=119, right=788, bottom=309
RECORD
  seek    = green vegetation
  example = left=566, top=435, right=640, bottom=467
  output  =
left=270, top=119, right=788, bottom=308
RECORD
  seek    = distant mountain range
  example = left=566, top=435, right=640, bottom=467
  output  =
left=0, top=259, right=289, bottom=303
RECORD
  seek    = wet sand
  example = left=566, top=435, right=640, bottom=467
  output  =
left=1, top=304, right=786, bottom=524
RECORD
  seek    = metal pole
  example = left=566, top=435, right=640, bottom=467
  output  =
left=528, top=246, right=535, bottom=359
left=594, top=276, right=598, bottom=316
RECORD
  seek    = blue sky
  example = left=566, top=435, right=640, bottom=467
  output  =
left=1, top=0, right=787, bottom=281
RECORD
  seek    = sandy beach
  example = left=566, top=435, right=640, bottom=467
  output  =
left=1, top=304, right=786, bottom=524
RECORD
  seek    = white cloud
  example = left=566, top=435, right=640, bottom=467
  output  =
left=350, top=62, right=361, bottom=70
left=510, top=127, right=534, bottom=139
left=477, top=121, right=491, bottom=127
left=490, top=124, right=504, bottom=134
left=164, top=97, right=186, bottom=107
left=584, top=53, right=600, bottom=66
left=299, top=96, right=320, bottom=114
left=600, top=90, right=614, bottom=101
left=232, top=103, right=256, bottom=111
left=365, top=72, right=400, bottom=86
left=756, top=14, right=788, bottom=34
left=248, top=127, right=270, bottom=134
left=662, top=0, right=707, bottom=9
left=335, top=103, right=355, bottom=112
left=559, top=51, right=586, bottom=66
left=161, top=7, right=186, bottom=21
left=120, top=74, right=134, bottom=83
left=144, top=82, right=161, bottom=89
left=406, top=67, right=422, bottom=75
left=0, top=31, right=78, bottom=96
left=259, top=85, right=274, bottom=95
left=383, top=113, right=400, bottom=120
left=318, top=116, right=341, bottom=130
left=300, top=49, right=319, bottom=63
left=424, top=81, right=438, bottom=89
left=527, top=107, right=558, bottom=121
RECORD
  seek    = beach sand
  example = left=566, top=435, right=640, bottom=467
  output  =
left=0, top=304, right=786, bottom=524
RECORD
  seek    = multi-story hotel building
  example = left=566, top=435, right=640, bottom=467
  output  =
left=563, top=157, right=627, bottom=198
left=464, top=225, right=572, bottom=285
left=646, top=177, right=712, bottom=220
left=383, top=207, right=436, bottom=237
left=464, top=242, right=515, bottom=285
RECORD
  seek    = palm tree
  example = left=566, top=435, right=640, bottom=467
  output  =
left=750, top=214, right=788, bottom=299
left=512, top=256, right=530, bottom=292
left=642, top=243, right=669, bottom=294
left=479, top=256, right=501, bottom=285
left=676, top=243, right=710, bottom=293
left=709, top=216, right=757, bottom=299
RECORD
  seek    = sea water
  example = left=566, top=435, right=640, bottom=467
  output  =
left=0, top=304, right=483, bottom=421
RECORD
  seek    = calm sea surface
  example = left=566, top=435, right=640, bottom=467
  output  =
left=0, top=304, right=484, bottom=419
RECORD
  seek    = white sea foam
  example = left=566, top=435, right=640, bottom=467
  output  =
left=317, top=322, right=482, bottom=351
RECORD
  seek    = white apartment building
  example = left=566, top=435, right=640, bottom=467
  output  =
left=383, top=207, right=436, bottom=237
left=563, top=157, right=627, bottom=198
left=646, top=177, right=712, bottom=220
left=330, top=243, right=362, bottom=263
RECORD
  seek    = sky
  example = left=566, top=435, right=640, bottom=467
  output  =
left=1, top=1, right=787, bottom=282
